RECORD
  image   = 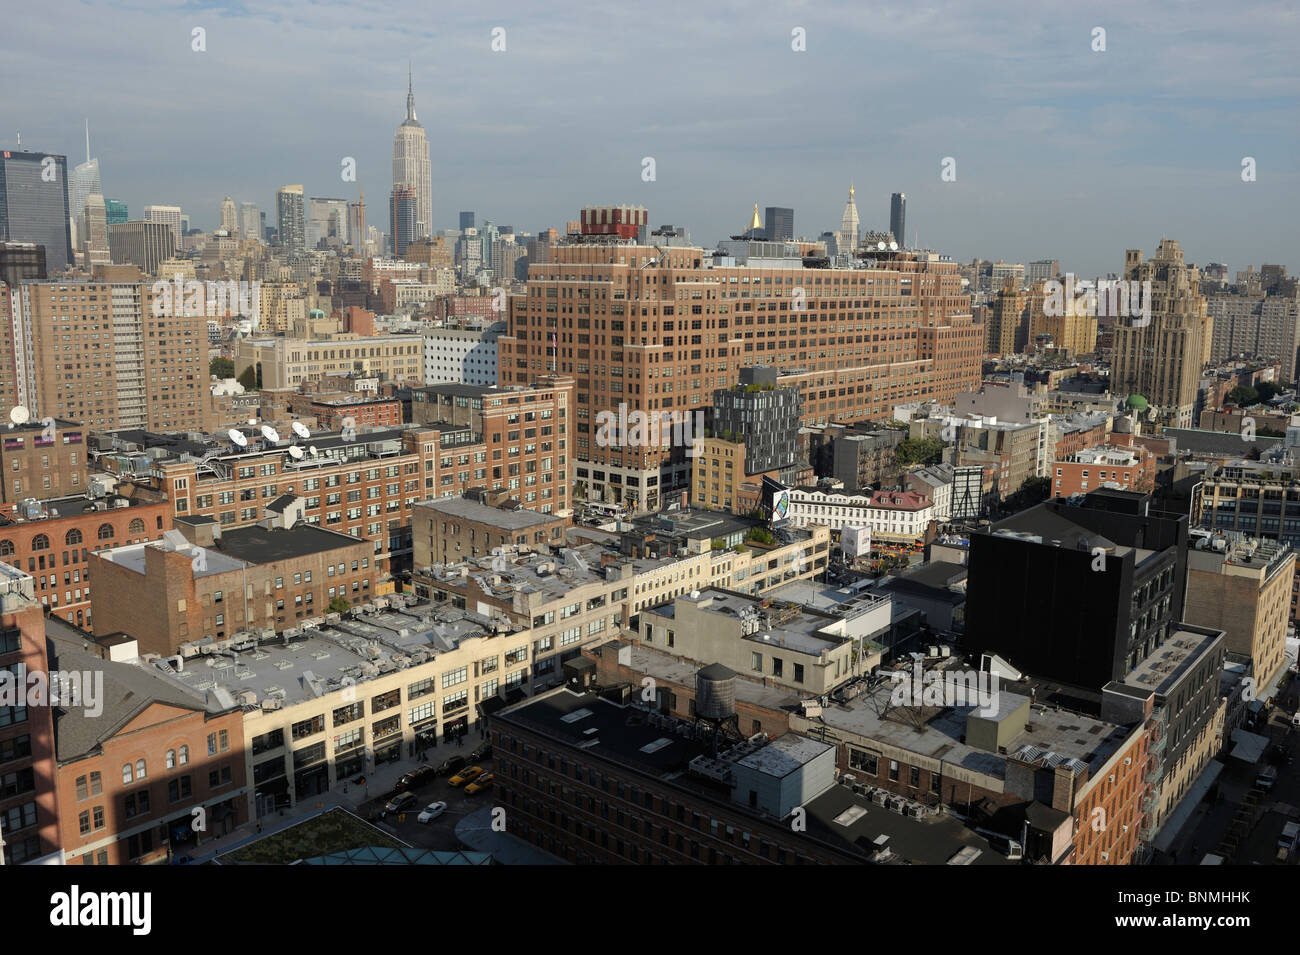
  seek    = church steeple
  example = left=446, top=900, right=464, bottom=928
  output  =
left=749, top=203, right=762, bottom=232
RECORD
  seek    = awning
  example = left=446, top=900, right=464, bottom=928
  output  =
left=1229, top=728, right=1270, bottom=763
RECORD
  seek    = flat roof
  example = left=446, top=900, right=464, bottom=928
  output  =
left=1121, top=627, right=1223, bottom=695
left=415, top=496, right=562, bottom=531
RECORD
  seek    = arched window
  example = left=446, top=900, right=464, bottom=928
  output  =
left=178, top=745, right=189, bottom=766
left=122, top=764, right=133, bottom=784
left=128, top=518, right=146, bottom=536
left=65, top=528, right=83, bottom=546
left=31, top=534, right=50, bottom=552
left=135, top=758, right=146, bottom=780
left=166, top=749, right=176, bottom=770
left=97, top=523, right=114, bottom=541
left=0, top=540, right=12, bottom=556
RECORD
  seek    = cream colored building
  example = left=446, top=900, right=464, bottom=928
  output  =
left=235, top=333, right=423, bottom=388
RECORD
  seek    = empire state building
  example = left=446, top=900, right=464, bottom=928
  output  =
left=392, top=68, right=433, bottom=240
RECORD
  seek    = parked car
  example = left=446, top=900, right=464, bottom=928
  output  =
left=448, top=765, right=484, bottom=788
left=1256, top=767, right=1279, bottom=790
left=469, top=744, right=493, bottom=762
left=398, top=765, right=438, bottom=790
left=436, top=755, right=467, bottom=777
left=464, top=773, right=495, bottom=795
left=382, top=791, right=417, bottom=817
left=417, top=801, right=448, bottom=823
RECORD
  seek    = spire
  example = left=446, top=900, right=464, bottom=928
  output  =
left=84, top=119, right=90, bottom=163
left=405, top=62, right=417, bottom=123
left=749, top=203, right=762, bottom=231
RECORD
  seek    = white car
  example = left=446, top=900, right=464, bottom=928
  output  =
left=417, top=801, right=448, bottom=823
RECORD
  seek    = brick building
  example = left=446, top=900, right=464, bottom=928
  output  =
left=89, top=511, right=375, bottom=656
left=0, top=491, right=173, bottom=630
left=48, top=626, right=247, bottom=865
left=0, top=419, right=88, bottom=503
left=412, top=492, right=568, bottom=566
left=499, top=239, right=982, bottom=513
left=0, top=566, right=60, bottom=864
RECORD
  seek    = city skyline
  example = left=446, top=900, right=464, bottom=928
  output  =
left=2, top=1, right=1296, bottom=275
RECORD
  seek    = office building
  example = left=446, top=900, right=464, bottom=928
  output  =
left=0, top=241, right=45, bottom=286
left=392, top=69, right=433, bottom=239
left=763, top=206, right=793, bottom=243
left=104, top=199, right=127, bottom=225
left=459, top=211, right=475, bottom=231
left=235, top=333, right=422, bottom=389
left=889, top=192, right=906, bottom=247
left=837, top=184, right=860, bottom=256
left=389, top=186, right=416, bottom=258
left=143, top=204, right=182, bottom=249
left=107, top=220, right=174, bottom=274
left=412, top=492, right=567, bottom=566
left=239, top=201, right=260, bottom=240
left=499, top=236, right=982, bottom=513
left=0, top=149, right=72, bottom=272
left=308, top=196, right=349, bottom=248
left=422, top=325, right=501, bottom=387
left=219, top=196, right=238, bottom=234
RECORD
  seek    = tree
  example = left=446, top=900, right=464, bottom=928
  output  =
left=1256, top=381, right=1283, bottom=403
left=209, top=357, right=234, bottom=379
left=895, top=437, right=944, bottom=467
left=1006, top=476, right=1052, bottom=512
left=328, top=596, right=351, bottom=614
left=236, top=365, right=258, bottom=390
left=1227, top=385, right=1259, bottom=407
left=745, top=527, right=776, bottom=546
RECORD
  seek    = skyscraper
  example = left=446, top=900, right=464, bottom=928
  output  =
left=764, top=206, right=793, bottom=242
left=143, top=204, right=182, bottom=249
left=390, top=186, right=416, bottom=258
left=837, top=184, right=860, bottom=257
left=392, top=68, right=433, bottom=240
left=1111, top=239, right=1211, bottom=428
left=81, top=193, right=109, bottom=265
left=308, top=197, right=350, bottom=247
left=459, top=211, right=475, bottom=231
left=0, top=150, right=72, bottom=272
left=239, top=201, right=260, bottom=240
left=889, top=192, right=906, bottom=247
left=220, top=196, right=238, bottom=234
left=104, top=198, right=128, bottom=224
left=276, top=185, right=305, bottom=253
left=348, top=192, right=366, bottom=252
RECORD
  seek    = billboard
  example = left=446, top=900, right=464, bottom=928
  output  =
left=760, top=475, right=791, bottom=526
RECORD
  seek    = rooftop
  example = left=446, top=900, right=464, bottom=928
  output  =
left=414, top=495, right=562, bottom=531
left=1120, top=626, right=1223, bottom=696
left=651, top=588, right=853, bottom=659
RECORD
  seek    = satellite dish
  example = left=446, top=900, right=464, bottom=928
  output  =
left=260, top=425, right=280, bottom=443
left=291, top=421, right=310, bottom=439
left=889, top=241, right=898, bottom=251
left=288, top=446, right=304, bottom=460
left=228, top=429, right=249, bottom=448
left=308, top=445, right=318, bottom=457
left=9, top=406, right=30, bottom=425
left=877, top=241, right=886, bottom=251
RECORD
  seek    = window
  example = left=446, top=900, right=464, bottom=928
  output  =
left=849, top=748, right=879, bottom=775
left=135, top=758, right=146, bottom=779
left=166, top=749, right=175, bottom=770
left=178, top=745, right=188, bottom=766
left=128, top=518, right=145, bottom=535
left=97, top=524, right=114, bottom=541
left=31, top=534, right=49, bottom=552
left=122, top=763, right=132, bottom=784
left=65, top=529, right=83, bottom=546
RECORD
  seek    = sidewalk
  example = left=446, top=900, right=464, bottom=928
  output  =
left=185, top=758, right=419, bottom=864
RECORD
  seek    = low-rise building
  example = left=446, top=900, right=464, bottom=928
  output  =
left=412, top=492, right=568, bottom=565
left=89, top=511, right=375, bottom=657
left=785, top=486, right=935, bottom=546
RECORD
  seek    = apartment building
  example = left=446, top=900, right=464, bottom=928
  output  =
left=1052, top=443, right=1157, bottom=497
left=421, top=324, right=501, bottom=387
left=499, top=239, right=982, bottom=512
left=234, top=333, right=423, bottom=390
left=3, top=279, right=207, bottom=431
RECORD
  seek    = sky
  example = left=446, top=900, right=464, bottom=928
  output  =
left=3, top=0, right=1298, bottom=277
